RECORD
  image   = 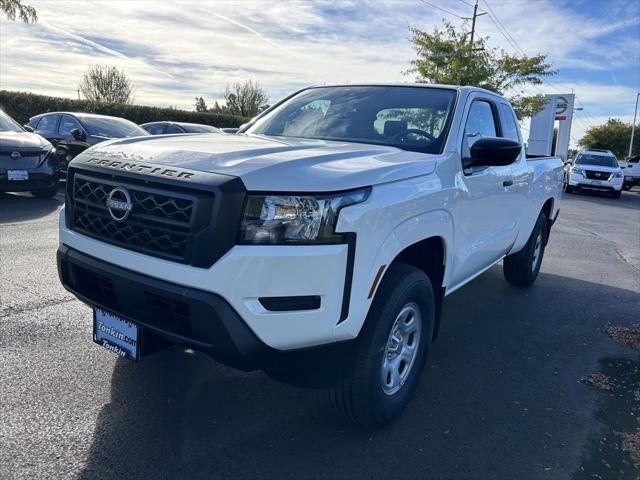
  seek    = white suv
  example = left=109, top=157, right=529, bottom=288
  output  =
left=564, top=149, right=624, bottom=198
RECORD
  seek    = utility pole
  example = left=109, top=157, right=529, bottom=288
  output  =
left=468, top=0, right=487, bottom=46
left=629, top=92, right=639, bottom=158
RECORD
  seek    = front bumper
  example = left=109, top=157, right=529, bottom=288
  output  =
left=568, top=173, right=623, bottom=191
left=57, top=244, right=355, bottom=374
left=0, top=156, right=59, bottom=192
left=59, top=207, right=351, bottom=350
left=0, top=172, right=58, bottom=192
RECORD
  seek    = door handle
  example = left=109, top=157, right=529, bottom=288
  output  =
left=503, top=179, right=514, bottom=187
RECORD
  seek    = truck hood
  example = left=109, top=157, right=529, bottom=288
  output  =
left=82, top=133, right=439, bottom=191
left=0, top=131, right=52, bottom=151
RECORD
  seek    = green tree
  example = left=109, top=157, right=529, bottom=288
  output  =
left=407, top=21, right=555, bottom=119
left=78, top=65, right=135, bottom=104
left=194, top=97, right=207, bottom=112
left=0, top=0, right=37, bottom=22
left=578, top=118, right=639, bottom=158
left=223, top=80, right=269, bottom=117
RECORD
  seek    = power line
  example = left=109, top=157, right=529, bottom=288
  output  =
left=418, top=0, right=465, bottom=19
left=481, top=0, right=526, bottom=57
left=458, top=0, right=486, bottom=13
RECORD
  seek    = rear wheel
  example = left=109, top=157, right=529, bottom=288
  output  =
left=31, top=184, right=58, bottom=198
left=504, top=211, right=548, bottom=287
left=327, top=263, right=434, bottom=427
left=622, top=185, right=632, bottom=191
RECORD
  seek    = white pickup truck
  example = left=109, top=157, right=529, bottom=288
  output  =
left=58, top=84, right=563, bottom=426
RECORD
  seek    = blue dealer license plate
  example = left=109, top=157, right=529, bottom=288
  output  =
left=93, top=308, right=139, bottom=361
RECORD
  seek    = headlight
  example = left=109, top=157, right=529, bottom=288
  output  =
left=613, top=171, right=624, bottom=178
left=239, top=188, right=370, bottom=244
left=39, top=145, right=54, bottom=162
left=571, top=167, right=585, bottom=175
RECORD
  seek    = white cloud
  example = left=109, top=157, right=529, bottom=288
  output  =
left=0, top=0, right=638, bottom=143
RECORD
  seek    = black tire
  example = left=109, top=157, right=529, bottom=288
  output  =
left=622, top=185, right=632, bottom=191
left=327, top=263, right=434, bottom=427
left=503, top=211, right=548, bottom=287
left=31, top=184, right=59, bottom=198
left=611, top=189, right=622, bottom=199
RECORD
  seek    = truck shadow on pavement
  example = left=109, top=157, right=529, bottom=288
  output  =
left=78, top=268, right=640, bottom=480
left=0, top=190, right=64, bottom=223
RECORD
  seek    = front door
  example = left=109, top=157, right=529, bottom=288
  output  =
left=449, top=97, right=518, bottom=288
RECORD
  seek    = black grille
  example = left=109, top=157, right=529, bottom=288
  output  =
left=70, top=174, right=213, bottom=264
left=72, top=265, right=116, bottom=306
left=585, top=170, right=611, bottom=181
left=144, top=292, right=192, bottom=337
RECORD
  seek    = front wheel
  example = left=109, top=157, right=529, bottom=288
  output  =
left=611, top=189, right=622, bottom=199
left=31, top=184, right=59, bottom=198
left=503, top=211, right=548, bottom=287
left=327, top=263, right=434, bottom=427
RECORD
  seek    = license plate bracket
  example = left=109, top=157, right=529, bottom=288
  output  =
left=93, top=308, right=140, bottom=361
left=7, top=170, right=28, bottom=181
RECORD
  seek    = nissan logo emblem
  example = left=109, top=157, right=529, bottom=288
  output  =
left=106, top=187, right=133, bottom=222
left=10, top=152, right=21, bottom=159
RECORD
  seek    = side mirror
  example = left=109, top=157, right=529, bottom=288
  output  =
left=70, top=128, right=86, bottom=142
left=468, top=137, right=522, bottom=168
left=23, top=125, right=34, bottom=133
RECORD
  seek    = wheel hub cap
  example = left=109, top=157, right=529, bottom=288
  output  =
left=381, top=302, right=422, bottom=396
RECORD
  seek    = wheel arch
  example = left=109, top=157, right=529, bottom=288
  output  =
left=389, top=236, right=447, bottom=341
left=541, top=196, right=555, bottom=244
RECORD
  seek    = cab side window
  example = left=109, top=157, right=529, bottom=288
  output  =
left=464, top=100, right=497, bottom=149
left=499, top=103, right=520, bottom=142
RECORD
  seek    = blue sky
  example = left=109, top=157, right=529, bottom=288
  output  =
left=1, top=0, right=639, bottom=144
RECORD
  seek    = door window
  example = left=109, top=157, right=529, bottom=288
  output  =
left=36, top=114, right=61, bottom=133
left=165, top=124, right=184, bottom=134
left=464, top=101, right=497, bottom=149
left=144, top=123, right=167, bottom=135
left=499, top=104, right=520, bottom=142
left=58, top=115, right=83, bottom=137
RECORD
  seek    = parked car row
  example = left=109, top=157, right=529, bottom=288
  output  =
left=1, top=109, right=236, bottom=197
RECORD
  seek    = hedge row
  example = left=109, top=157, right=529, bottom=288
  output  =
left=0, top=90, right=248, bottom=128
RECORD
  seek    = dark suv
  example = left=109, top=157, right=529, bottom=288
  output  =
left=1, top=110, right=59, bottom=198
left=26, top=112, right=149, bottom=174
left=140, top=121, right=222, bottom=135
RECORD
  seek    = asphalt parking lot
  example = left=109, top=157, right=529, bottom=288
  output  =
left=1, top=187, right=639, bottom=480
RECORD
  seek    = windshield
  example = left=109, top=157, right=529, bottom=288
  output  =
left=247, top=86, right=457, bottom=154
left=0, top=111, right=25, bottom=133
left=80, top=116, right=149, bottom=138
left=575, top=153, right=618, bottom=167
left=181, top=124, right=221, bottom=133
